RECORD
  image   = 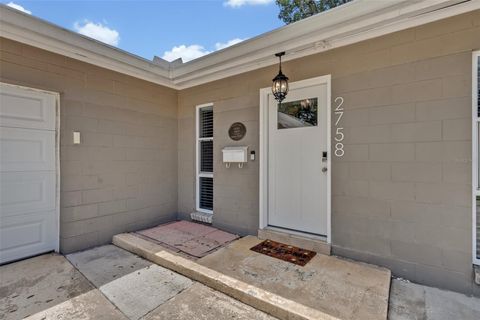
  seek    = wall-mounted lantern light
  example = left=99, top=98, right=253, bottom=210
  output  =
left=272, top=52, right=289, bottom=103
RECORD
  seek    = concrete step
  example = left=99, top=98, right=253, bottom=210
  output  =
left=199, top=236, right=390, bottom=320
left=114, top=232, right=391, bottom=320
left=258, top=227, right=331, bottom=255
left=113, top=233, right=338, bottom=320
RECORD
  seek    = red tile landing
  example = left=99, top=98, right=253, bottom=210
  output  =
left=136, top=221, right=239, bottom=258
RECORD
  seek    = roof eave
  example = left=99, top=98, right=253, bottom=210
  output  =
left=0, top=5, right=174, bottom=88
left=172, top=0, right=478, bottom=88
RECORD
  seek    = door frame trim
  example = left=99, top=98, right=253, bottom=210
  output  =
left=0, top=82, right=61, bottom=253
left=259, top=75, right=332, bottom=243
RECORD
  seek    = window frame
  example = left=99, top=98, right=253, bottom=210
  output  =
left=196, top=103, right=214, bottom=214
left=472, top=51, right=480, bottom=265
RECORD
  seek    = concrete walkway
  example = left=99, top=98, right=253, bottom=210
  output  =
left=388, top=278, right=480, bottom=320
left=0, top=245, right=276, bottom=320
left=0, top=253, right=126, bottom=320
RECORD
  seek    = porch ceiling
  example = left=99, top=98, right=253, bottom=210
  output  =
left=1, top=0, right=478, bottom=89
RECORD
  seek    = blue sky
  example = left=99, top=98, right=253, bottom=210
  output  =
left=3, top=0, right=283, bottom=62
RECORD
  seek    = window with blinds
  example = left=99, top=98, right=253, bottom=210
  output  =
left=199, top=177, right=213, bottom=211
left=197, top=105, right=213, bottom=213
left=477, top=196, right=479, bottom=261
left=477, top=56, right=480, bottom=118
left=474, top=53, right=480, bottom=264
left=199, top=108, right=213, bottom=138
left=200, top=140, right=213, bottom=172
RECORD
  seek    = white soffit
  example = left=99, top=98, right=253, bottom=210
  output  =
left=0, top=0, right=479, bottom=90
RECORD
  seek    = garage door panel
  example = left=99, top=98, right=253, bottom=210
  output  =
left=0, top=83, right=57, bottom=264
left=0, top=84, right=56, bottom=130
left=0, top=172, right=56, bottom=216
left=0, top=127, right=55, bottom=171
left=0, top=210, right=57, bottom=264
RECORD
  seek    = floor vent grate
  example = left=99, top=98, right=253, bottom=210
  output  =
left=190, top=211, right=213, bottom=224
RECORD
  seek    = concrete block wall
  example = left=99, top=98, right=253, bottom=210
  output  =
left=331, top=52, right=473, bottom=293
left=0, top=38, right=178, bottom=253
left=211, top=96, right=260, bottom=234
left=324, top=13, right=479, bottom=294
left=178, top=86, right=266, bottom=235
left=178, top=10, right=480, bottom=295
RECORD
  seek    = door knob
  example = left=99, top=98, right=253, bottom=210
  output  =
left=322, top=167, right=328, bottom=173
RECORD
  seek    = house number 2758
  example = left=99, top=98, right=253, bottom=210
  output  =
left=334, top=97, right=345, bottom=157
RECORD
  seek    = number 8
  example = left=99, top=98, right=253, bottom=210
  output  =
left=335, top=143, right=344, bottom=157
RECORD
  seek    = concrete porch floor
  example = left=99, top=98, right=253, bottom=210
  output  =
left=198, top=235, right=391, bottom=320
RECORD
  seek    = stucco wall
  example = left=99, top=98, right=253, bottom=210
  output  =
left=0, top=38, right=178, bottom=253
left=178, top=11, right=480, bottom=295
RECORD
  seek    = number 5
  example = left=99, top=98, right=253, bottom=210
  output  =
left=335, top=127, right=344, bottom=142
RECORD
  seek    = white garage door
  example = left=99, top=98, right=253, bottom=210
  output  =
left=0, top=83, right=58, bottom=264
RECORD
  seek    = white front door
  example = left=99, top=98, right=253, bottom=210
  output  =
left=0, top=83, right=58, bottom=264
left=267, top=77, right=330, bottom=236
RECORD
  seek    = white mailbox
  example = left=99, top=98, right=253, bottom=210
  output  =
left=222, top=146, right=248, bottom=168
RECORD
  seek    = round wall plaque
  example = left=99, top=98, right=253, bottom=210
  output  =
left=228, top=122, right=246, bottom=141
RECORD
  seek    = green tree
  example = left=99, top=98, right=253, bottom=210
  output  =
left=276, top=0, right=353, bottom=24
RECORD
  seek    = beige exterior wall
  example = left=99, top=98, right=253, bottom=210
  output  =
left=0, top=38, right=178, bottom=253
left=178, top=11, right=480, bottom=295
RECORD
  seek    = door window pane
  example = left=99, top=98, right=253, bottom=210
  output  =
left=278, top=98, right=318, bottom=129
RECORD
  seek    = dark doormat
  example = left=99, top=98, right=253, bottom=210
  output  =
left=250, top=239, right=316, bottom=266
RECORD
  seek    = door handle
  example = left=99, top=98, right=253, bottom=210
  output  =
left=322, top=167, right=328, bottom=173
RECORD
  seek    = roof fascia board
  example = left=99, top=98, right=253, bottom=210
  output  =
left=173, top=0, right=472, bottom=86
left=172, top=0, right=466, bottom=76
left=0, top=6, right=175, bottom=89
left=171, top=0, right=398, bottom=77
left=174, top=0, right=480, bottom=89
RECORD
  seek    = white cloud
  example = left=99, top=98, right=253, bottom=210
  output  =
left=162, top=38, right=246, bottom=63
left=224, top=0, right=273, bottom=8
left=6, top=2, right=31, bottom=14
left=74, top=20, right=120, bottom=46
left=215, top=38, right=245, bottom=50
left=162, top=45, right=211, bottom=63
